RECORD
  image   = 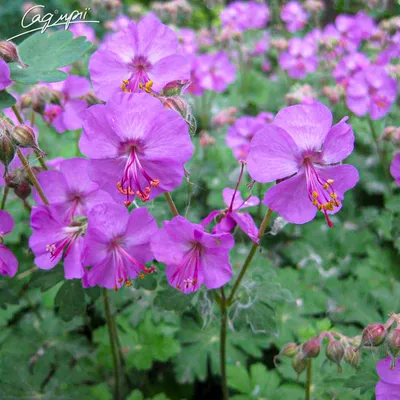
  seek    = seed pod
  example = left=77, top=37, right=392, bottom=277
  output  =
left=355, top=323, right=387, bottom=351
left=0, top=134, right=15, bottom=172
left=344, top=346, right=361, bottom=369
left=326, top=340, right=344, bottom=372
left=292, top=352, right=307, bottom=376
left=301, top=337, right=321, bottom=360
left=385, top=328, right=400, bottom=370
left=0, top=41, right=26, bottom=67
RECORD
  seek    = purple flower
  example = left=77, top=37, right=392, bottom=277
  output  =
left=281, top=1, right=309, bottom=33
left=346, top=65, right=398, bottom=120
left=247, top=102, right=359, bottom=226
left=186, top=56, right=205, bottom=97
left=226, top=115, right=269, bottom=161
left=89, top=15, right=190, bottom=101
left=391, top=153, right=400, bottom=186
left=34, top=158, right=114, bottom=217
left=376, top=357, right=400, bottom=399
left=79, top=93, right=193, bottom=205
left=333, top=52, right=370, bottom=86
left=177, top=28, right=198, bottom=56
left=220, top=1, right=269, bottom=32
left=29, top=205, right=86, bottom=279
left=82, top=204, right=157, bottom=290
left=377, top=31, right=400, bottom=66
left=0, top=210, right=18, bottom=277
left=0, top=59, right=12, bottom=91
left=202, top=187, right=260, bottom=243
left=195, top=51, right=236, bottom=93
left=152, top=216, right=234, bottom=293
left=279, top=37, right=318, bottom=79
left=69, top=23, right=96, bottom=43
left=44, top=75, right=90, bottom=133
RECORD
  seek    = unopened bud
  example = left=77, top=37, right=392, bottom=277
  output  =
left=301, top=337, right=321, bottom=360
left=19, top=94, right=32, bottom=109
left=161, top=80, right=190, bottom=96
left=199, top=131, right=215, bottom=147
left=292, top=352, right=307, bottom=376
left=355, top=323, right=387, bottom=351
left=326, top=340, right=344, bottom=372
left=11, top=125, right=43, bottom=154
left=14, top=180, right=31, bottom=200
left=0, top=41, right=26, bottom=67
left=161, top=96, right=197, bottom=135
left=279, top=343, right=298, bottom=358
left=81, top=90, right=105, bottom=106
left=0, top=134, right=15, bottom=172
left=385, top=328, right=400, bottom=369
left=344, top=346, right=360, bottom=369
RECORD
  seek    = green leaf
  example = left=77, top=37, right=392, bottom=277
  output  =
left=344, top=370, right=378, bottom=395
left=29, top=266, right=64, bottom=292
left=9, top=30, right=92, bottom=84
left=0, top=91, right=16, bottom=109
left=127, top=390, right=144, bottom=400
left=227, top=364, right=251, bottom=393
left=55, top=280, right=86, bottom=321
left=154, top=285, right=192, bottom=312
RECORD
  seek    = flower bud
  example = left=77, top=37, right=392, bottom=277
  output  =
left=301, top=337, right=321, bottom=360
left=19, top=94, right=32, bottom=109
left=0, top=41, right=26, bottom=67
left=0, top=134, right=15, bottom=172
left=160, top=96, right=197, bottom=135
left=280, top=343, right=299, bottom=358
left=355, top=323, right=387, bottom=351
left=199, top=131, right=215, bottom=147
left=14, top=180, right=31, bottom=200
left=344, top=346, right=361, bottom=369
left=292, top=352, right=307, bottom=376
left=385, top=328, right=400, bottom=369
left=11, top=124, right=43, bottom=154
left=326, top=340, right=344, bottom=372
left=161, top=80, right=190, bottom=97
left=81, top=90, right=105, bottom=106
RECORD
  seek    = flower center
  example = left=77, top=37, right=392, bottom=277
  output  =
left=111, top=242, right=155, bottom=291
left=116, top=146, right=160, bottom=206
left=44, top=105, right=63, bottom=123
left=303, top=159, right=340, bottom=227
left=171, top=243, right=202, bottom=293
left=121, top=56, right=154, bottom=93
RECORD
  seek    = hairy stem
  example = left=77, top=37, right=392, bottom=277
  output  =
left=227, top=208, right=273, bottom=304
left=16, top=148, right=49, bottom=205
left=305, top=359, right=312, bottom=400
left=103, top=289, right=121, bottom=400
left=164, top=192, right=179, bottom=216
left=219, top=287, right=229, bottom=400
left=1, top=186, right=9, bottom=210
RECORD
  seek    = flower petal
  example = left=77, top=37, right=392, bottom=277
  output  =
left=273, top=102, right=333, bottom=152
left=0, top=210, right=14, bottom=235
left=0, top=245, right=18, bottom=277
left=247, top=125, right=300, bottom=183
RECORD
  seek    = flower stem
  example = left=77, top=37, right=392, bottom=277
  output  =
left=227, top=208, right=273, bottom=305
left=12, top=105, right=48, bottom=170
left=164, top=192, right=179, bottom=216
left=102, top=289, right=121, bottom=400
left=219, top=287, right=229, bottom=400
left=0, top=186, right=9, bottom=210
left=305, top=359, right=312, bottom=400
left=16, top=148, right=49, bottom=205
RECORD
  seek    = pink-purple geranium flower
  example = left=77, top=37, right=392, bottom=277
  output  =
left=34, top=158, right=114, bottom=217
left=247, top=102, right=359, bottom=226
left=202, top=187, right=260, bottom=243
left=82, top=204, right=157, bottom=290
left=281, top=1, right=309, bottom=33
left=29, top=204, right=86, bottom=279
left=226, top=114, right=270, bottom=161
left=333, top=52, right=370, bottom=87
left=177, top=28, right=198, bottom=56
left=0, top=210, right=18, bottom=278
left=195, top=51, right=236, bottom=93
left=89, top=14, right=190, bottom=100
left=220, top=1, right=269, bottom=32
left=279, top=37, right=318, bottom=79
left=79, top=93, right=193, bottom=205
left=346, top=65, right=398, bottom=120
left=44, top=75, right=90, bottom=133
left=152, top=216, right=234, bottom=293
left=0, top=59, right=12, bottom=91
left=391, top=153, right=400, bottom=186
left=376, top=357, right=400, bottom=399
